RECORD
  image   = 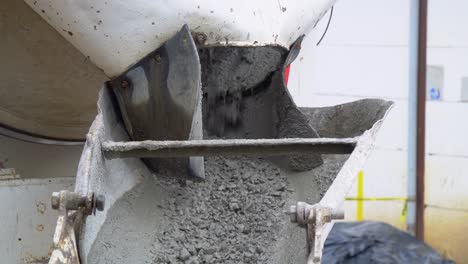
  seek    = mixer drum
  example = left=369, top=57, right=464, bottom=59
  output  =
left=1, top=0, right=337, bottom=142
left=0, top=0, right=106, bottom=142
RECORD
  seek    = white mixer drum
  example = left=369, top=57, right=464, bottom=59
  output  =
left=0, top=0, right=106, bottom=142
left=1, top=0, right=336, bottom=142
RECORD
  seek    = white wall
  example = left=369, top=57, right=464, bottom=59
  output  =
left=288, top=0, right=468, bottom=262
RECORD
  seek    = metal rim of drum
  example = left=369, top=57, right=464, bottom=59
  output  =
left=0, top=124, right=84, bottom=145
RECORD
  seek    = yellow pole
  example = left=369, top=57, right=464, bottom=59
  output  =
left=357, top=170, right=364, bottom=221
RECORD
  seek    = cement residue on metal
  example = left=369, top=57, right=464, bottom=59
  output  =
left=62, top=86, right=392, bottom=264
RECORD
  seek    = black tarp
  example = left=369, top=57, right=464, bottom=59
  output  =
left=323, top=221, right=455, bottom=264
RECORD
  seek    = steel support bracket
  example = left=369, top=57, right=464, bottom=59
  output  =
left=48, top=211, right=82, bottom=264
left=51, top=190, right=105, bottom=216
left=288, top=202, right=344, bottom=264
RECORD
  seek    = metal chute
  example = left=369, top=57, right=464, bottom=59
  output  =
left=48, top=85, right=392, bottom=263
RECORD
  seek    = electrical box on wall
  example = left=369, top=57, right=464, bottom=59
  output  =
left=426, top=66, right=444, bottom=101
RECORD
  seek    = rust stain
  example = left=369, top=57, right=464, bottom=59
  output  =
left=191, top=31, right=207, bottom=45
left=36, top=202, right=46, bottom=215
left=36, top=224, right=44, bottom=232
left=23, top=252, right=49, bottom=264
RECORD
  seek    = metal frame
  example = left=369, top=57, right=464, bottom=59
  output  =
left=407, top=0, right=427, bottom=240
left=0, top=124, right=84, bottom=146
left=415, top=0, right=428, bottom=241
left=102, top=138, right=356, bottom=159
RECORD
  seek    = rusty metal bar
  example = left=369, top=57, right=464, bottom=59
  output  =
left=102, top=138, right=356, bottom=159
left=416, top=0, right=428, bottom=241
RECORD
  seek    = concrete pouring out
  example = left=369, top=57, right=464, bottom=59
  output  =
left=70, top=84, right=391, bottom=263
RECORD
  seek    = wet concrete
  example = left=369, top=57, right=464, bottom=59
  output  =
left=199, top=45, right=322, bottom=172
left=199, top=46, right=287, bottom=136
left=88, top=154, right=348, bottom=264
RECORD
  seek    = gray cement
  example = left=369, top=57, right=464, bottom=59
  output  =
left=199, top=45, right=322, bottom=172
left=199, top=46, right=287, bottom=136
left=152, top=156, right=290, bottom=264
left=87, top=154, right=348, bottom=264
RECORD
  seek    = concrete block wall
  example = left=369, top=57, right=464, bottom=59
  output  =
left=288, top=0, right=468, bottom=262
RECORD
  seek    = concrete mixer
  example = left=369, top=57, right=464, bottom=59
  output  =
left=0, top=1, right=393, bottom=263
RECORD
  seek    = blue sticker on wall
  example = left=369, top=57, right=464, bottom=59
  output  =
left=430, top=87, right=441, bottom=100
